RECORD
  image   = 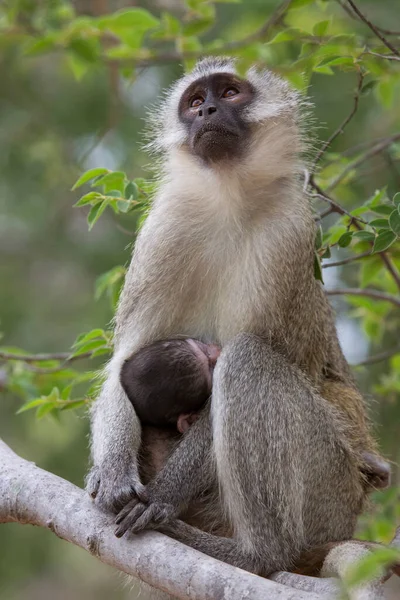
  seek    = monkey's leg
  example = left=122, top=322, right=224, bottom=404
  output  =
left=208, top=333, right=364, bottom=574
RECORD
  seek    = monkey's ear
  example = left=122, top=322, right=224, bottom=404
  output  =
left=177, top=413, right=199, bottom=434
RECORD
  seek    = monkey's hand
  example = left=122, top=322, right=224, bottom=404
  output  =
left=86, top=461, right=148, bottom=514
left=114, top=487, right=179, bottom=537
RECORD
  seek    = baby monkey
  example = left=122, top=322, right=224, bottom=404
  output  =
left=120, top=338, right=221, bottom=434
left=121, top=338, right=389, bottom=489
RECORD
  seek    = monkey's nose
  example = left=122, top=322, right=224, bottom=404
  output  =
left=198, top=104, right=217, bottom=117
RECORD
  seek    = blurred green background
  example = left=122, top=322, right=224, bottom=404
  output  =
left=0, top=0, right=399, bottom=598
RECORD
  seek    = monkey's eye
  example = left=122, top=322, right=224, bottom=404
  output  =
left=190, top=96, right=204, bottom=108
left=222, top=87, right=239, bottom=98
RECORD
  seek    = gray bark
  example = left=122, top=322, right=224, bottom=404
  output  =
left=0, top=439, right=394, bottom=600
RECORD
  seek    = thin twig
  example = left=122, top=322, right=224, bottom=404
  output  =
left=326, top=132, right=400, bottom=192
left=345, top=0, right=400, bottom=56
left=366, top=51, right=400, bottom=62
left=0, top=351, right=92, bottom=363
left=322, top=250, right=372, bottom=269
left=310, top=186, right=368, bottom=225
left=379, top=253, right=400, bottom=292
left=356, top=345, right=400, bottom=367
left=326, top=288, right=400, bottom=308
left=312, top=70, right=364, bottom=171
left=337, top=0, right=400, bottom=36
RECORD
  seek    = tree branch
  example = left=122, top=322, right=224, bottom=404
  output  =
left=0, top=439, right=336, bottom=600
left=0, top=350, right=92, bottom=363
left=322, top=251, right=372, bottom=269
left=337, top=0, right=400, bottom=36
left=325, top=132, right=400, bottom=192
left=366, top=51, right=400, bottom=62
left=1, top=439, right=398, bottom=600
left=326, top=288, right=400, bottom=308
left=345, top=0, right=400, bottom=56
left=355, top=345, right=400, bottom=367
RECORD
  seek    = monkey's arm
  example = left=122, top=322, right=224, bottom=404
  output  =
left=86, top=359, right=148, bottom=512
left=115, top=408, right=213, bottom=536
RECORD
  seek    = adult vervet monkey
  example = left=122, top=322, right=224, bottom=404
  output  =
left=87, top=57, right=384, bottom=576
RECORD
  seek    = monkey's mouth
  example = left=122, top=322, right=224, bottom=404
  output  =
left=193, top=123, right=238, bottom=147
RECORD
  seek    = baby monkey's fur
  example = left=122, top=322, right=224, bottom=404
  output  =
left=87, top=58, right=386, bottom=591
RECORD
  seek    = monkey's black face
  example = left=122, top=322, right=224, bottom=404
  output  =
left=178, top=73, right=255, bottom=163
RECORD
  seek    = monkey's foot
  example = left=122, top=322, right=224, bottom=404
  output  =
left=114, top=497, right=177, bottom=537
left=86, top=462, right=148, bottom=514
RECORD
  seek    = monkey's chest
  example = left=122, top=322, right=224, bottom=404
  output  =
left=176, top=246, right=275, bottom=344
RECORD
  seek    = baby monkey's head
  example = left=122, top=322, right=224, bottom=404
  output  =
left=120, top=338, right=220, bottom=433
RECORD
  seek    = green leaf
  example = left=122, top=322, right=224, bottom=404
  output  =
left=320, top=57, right=354, bottom=67
left=389, top=210, right=400, bottom=236
left=36, top=403, right=57, bottom=419
left=71, top=340, right=107, bottom=357
left=74, top=191, right=104, bottom=207
left=72, top=168, right=109, bottom=190
left=95, top=266, right=126, bottom=301
left=73, top=329, right=105, bottom=347
left=325, top=225, right=347, bottom=245
left=60, top=400, right=87, bottom=411
left=315, top=225, right=323, bottom=250
left=313, top=20, right=330, bottom=37
left=61, top=383, right=73, bottom=401
left=98, top=8, right=159, bottom=32
left=125, top=181, right=139, bottom=200
left=321, top=246, right=331, bottom=259
left=69, top=38, right=99, bottom=63
left=268, top=30, right=296, bottom=45
left=17, top=398, right=47, bottom=414
left=371, top=204, right=395, bottom=216
left=91, top=348, right=112, bottom=358
left=345, top=547, right=400, bottom=588
left=117, top=199, right=132, bottom=213
left=94, top=171, right=126, bottom=193
left=87, top=200, right=108, bottom=230
left=369, top=218, right=389, bottom=229
left=369, top=188, right=387, bottom=207
left=353, top=231, right=376, bottom=242
left=376, top=79, right=394, bottom=109
left=183, top=16, right=214, bottom=37
left=24, top=35, right=57, bottom=56
left=361, top=80, right=377, bottom=95
left=338, top=231, right=353, bottom=247
left=314, top=252, right=324, bottom=283
left=372, top=230, right=397, bottom=253
left=393, top=192, right=400, bottom=208
left=313, top=65, right=334, bottom=75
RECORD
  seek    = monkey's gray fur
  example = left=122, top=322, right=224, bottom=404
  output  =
left=87, top=57, right=380, bottom=583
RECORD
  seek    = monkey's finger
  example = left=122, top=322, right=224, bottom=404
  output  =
left=115, top=504, right=147, bottom=537
left=115, top=497, right=141, bottom=524
left=129, top=505, right=161, bottom=533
